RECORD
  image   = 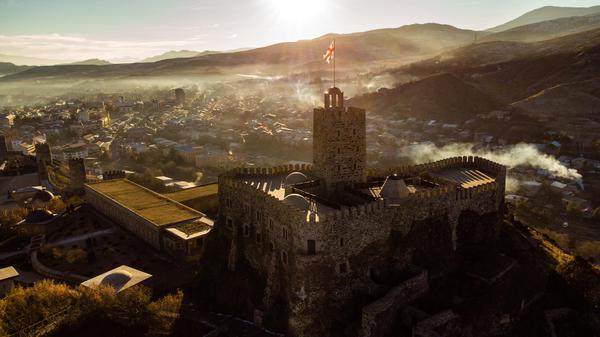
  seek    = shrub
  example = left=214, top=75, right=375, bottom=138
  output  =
left=0, top=280, right=184, bottom=337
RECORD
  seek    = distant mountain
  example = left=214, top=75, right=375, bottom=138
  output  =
left=0, top=23, right=478, bottom=82
left=141, top=50, right=220, bottom=63
left=511, top=78, right=600, bottom=118
left=68, top=58, right=111, bottom=65
left=109, top=56, right=140, bottom=64
left=0, top=62, right=31, bottom=76
left=374, top=27, right=600, bottom=120
left=488, top=5, right=600, bottom=33
left=0, top=53, right=73, bottom=66
left=349, top=73, right=502, bottom=122
left=482, top=13, right=600, bottom=43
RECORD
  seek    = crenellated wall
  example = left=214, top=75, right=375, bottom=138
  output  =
left=214, top=157, right=506, bottom=336
left=102, top=170, right=126, bottom=181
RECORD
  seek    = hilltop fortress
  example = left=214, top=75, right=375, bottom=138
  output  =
left=213, top=87, right=507, bottom=336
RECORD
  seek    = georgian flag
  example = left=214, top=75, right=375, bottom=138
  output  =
left=323, top=40, right=335, bottom=64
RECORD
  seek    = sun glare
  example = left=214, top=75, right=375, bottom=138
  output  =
left=266, top=0, right=326, bottom=24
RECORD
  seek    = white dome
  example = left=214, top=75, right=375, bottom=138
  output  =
left=380, top=174, right=410, bottom=199
left=283, top=193, right=310, bottom=210
left=101, top=270, right=132, bottom=288
left=285, top=171, right=309, bottom=185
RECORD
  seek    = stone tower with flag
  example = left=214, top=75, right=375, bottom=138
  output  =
left=313, top=87, right=367, bottom=190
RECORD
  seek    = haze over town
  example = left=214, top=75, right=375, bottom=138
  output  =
left=0, top=1, right=599, bottom=337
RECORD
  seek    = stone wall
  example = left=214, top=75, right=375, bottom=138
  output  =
left=68, top=158, right=86, bottom=192
left=313, top=89, right=367, bottom=189
left=35, top=143, right=52, bottom=180
left=215, top=156, right=505, bottom=336
left=84, top=184, right=162, bottom=250
left=361, top=271, right=429, bottom=337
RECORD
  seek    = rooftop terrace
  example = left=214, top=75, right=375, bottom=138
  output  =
left=86, top=179, right=204, bottom=227
left=163, top=183, right=218, bottom=203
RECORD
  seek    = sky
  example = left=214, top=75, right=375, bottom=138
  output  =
left=0, top=0, right=598, bottom=62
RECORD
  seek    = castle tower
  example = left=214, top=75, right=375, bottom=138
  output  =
left=313, top=87, right=366, bottom=190
left=175, top=88, right=185, bottom=105
left=68, top=158, right=86, bottom=192
left=35, top=143, right=52, bottom=180
left=0, top=135, right=7, bottom=162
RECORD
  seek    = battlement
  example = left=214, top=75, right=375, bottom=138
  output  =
left=68, top=157, right=85, bottom=166
left=219, top=175, right=308, bottom=221
left=223, top=163, right=314, bottom=178
left=220, top=157, right=505, bottom=225
left=366, top=156, right=506, bottom=179
left=102, top=170, right=126, bottom=181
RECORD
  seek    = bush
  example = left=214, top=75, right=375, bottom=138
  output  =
left=0, top=280, right=80, bottom=336
left=0, top=208, right=27, bottom=226
left=0, top=280, right=183, bottom=337
left=64, top=248, right=87, bottom=264
left=46, top=198, right=67, bottom=214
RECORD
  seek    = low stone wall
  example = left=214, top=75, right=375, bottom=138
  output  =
left=30, top=250, right=87, bottom=284
left=413, top=310, right=458, bottom=337
left=361, top=270, right=429, bottom=337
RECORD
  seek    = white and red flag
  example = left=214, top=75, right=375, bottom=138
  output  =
left=323, top=40, right=335, bottom=64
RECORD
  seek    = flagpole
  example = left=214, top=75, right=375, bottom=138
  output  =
left=333, top=39, right=336, bottom=88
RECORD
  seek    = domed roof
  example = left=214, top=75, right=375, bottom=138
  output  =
left=24, top=209, right=55, bottom=223
left=380, top=174, right=410, bottom=200
left=101, top=270, right=132, bottom=289
left=283, top=193, right=310, bottom=210
left=285, top=171, right=309, bottom=185
left=32, top=190, right=54, bottom=203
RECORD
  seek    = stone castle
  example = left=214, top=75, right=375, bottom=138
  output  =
left=214, top=87, right=507, bottom=336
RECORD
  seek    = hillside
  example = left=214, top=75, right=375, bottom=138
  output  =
left=482, top=13, right=600, bottom=43
left=0, top=62, right=31, bottom=76
left=366, top=27, right=600, bottom=122
left=141, top=50, right=221, bottom=63
left=68, top=58, right=111, bottom=66
left=511, top=78, right=600, bottom=118
left=488, top=5, right=600, bottom=33
left=0, top=53, right=73, bottom=66
left=349, top=73, right=502, bottom=122
left=0, top=23, right=477, bottom=82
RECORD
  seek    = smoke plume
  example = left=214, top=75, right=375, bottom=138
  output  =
left=400, top=142, right=581, bottom=190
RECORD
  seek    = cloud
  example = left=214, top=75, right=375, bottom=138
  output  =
left=229, top=33, right=239, bottom=39
left=0, top=33, right=207, bottom=62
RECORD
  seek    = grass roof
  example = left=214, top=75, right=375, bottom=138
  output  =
left=86, top=179, right=203, bottom=227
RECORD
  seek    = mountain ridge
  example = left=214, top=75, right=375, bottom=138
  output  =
left=488, top=5, right=600, bottom=33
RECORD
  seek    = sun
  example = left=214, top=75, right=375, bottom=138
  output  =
left=265, top=0, right=326, bottom=24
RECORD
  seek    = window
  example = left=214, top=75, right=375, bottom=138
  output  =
left=269, top=241, right=274, bottom=251
left=244, top=225, right=250, bottom=237
left=282, top=226, right=288, bottom=240
left=268, top=218, right=274, bottom=231
left=339, top=237, right=344, bottom=247
left=226, top=198, right=232, bottom=208
left=339, top=262, right=348, bottom=273
left=337, top=148, right=340, bottom=154
left=353, top=129, right=356, bottom=135
left=307, top=240, right=316, bottom=255
left=256, top=232, right=262, bottom=243
left=281, top=250, right=288, bottom=265
left=337, top=130, right=341, bottom=138
left=226, top=217, right=233, bottom=229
